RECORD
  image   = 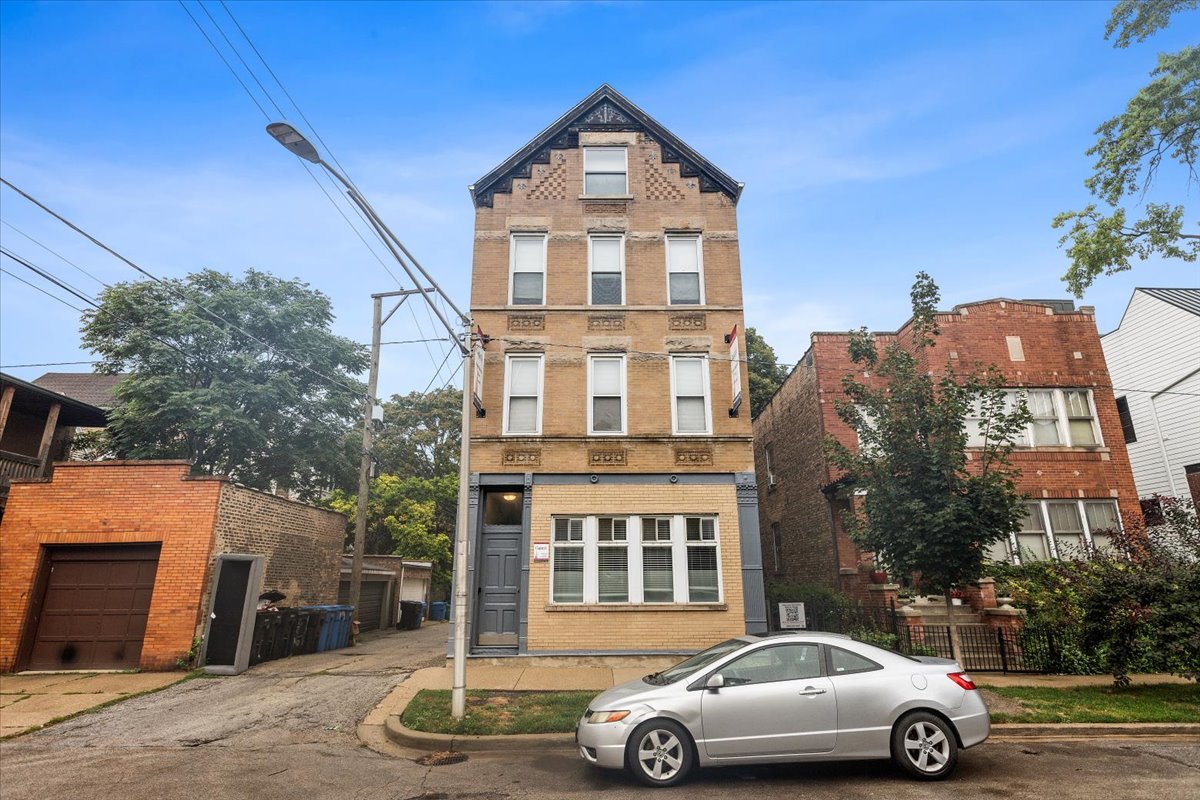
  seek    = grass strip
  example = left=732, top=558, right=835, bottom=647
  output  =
left=401, top=689, right=594, bottom=735
left=984, top=683, right=1200, bottom=724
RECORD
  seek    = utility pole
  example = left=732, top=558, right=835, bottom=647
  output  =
left=266, top=122, right=474, bottom=714
left=349, top=294, right=383, bottom=628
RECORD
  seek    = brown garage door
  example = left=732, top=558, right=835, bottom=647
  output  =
left=27, top=545, right=160, bottom=671
left=338, top=578, right=388, bottom=631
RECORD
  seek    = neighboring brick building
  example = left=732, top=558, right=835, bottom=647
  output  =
left=458, top=84, right=765, bottom=656
left=0, top=461, right=345, bottom=672
left=753, top=299, right=1141, bottom=598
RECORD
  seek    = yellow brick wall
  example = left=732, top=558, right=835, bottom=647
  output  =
left=525, top=483, right=746, bottom=651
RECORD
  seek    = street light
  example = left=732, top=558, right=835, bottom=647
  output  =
left=267, top=122, right=476, bottom=719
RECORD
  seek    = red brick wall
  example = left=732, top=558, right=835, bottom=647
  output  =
left=755, top=300, right=1142, bottom=591
left=0, top=461, right=221, bottom=671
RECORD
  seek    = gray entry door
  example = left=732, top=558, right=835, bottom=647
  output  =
left=476, top=526, right=521, bottom=648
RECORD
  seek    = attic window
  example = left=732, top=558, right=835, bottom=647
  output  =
left=584, top=147, right=627, bottom=195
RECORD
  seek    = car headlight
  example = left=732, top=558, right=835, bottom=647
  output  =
left=587, top=710, right=631, bottom=724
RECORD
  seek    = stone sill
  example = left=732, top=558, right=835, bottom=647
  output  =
left=544, top=603, right=727, bottom=612
left=578, top=194, right=633, bottom=202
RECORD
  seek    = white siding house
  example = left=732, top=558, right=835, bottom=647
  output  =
left=1101, top=289, right=1200, bottom=499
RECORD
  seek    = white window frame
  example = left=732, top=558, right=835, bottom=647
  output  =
left=670, top=354, right=712, bottom=435
left=765, top=443, right=777, bottom=487
left=508, top=232, right=547, bottom=306
left=664, top=233, right=705, bottom=305
left=502, top=353, right=544, bottom=435
left=583, top=147, right=628, bottom=196
left=550, top=517, right=585, bottom=603
left=1004, top=499, right=1122, bottom=565
left=547, top=514, right=722, bottom=605
left=966, top=388, right=1104, bottom=449
left=587, top=354, right=627, bottom=436
left=587, top=233, right=625, bottom=306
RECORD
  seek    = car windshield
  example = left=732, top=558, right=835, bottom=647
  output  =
left=645, top=639, right=750, bottom=685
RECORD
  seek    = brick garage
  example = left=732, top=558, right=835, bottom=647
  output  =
left=754, top=299, right=1142, bottom=599
left=0, top=461, right=345, bottom=672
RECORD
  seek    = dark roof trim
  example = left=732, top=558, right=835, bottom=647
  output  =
left=469, top=84, right=743, bottom=208
left=0, top=371, right=108, bottom=427
left=1139, top=288, right=1200, bottom=317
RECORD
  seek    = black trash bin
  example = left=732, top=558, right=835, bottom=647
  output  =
left=297, top=607, right=324, bottom=655
left=398, top=600, right=423, bottom=630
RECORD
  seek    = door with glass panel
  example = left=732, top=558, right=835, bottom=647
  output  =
left=476, top=490, right=523, bottom=649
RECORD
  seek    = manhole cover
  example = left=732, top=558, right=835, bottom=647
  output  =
left=415, top=750, right=469, bottom=766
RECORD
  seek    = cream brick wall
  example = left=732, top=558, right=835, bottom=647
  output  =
left=525, top=484, right=745, bottom=651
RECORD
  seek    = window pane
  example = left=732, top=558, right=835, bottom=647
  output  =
left=1084, top=501, right=1119, bottom=532
left=1063, top=391, right=1091, bottom=417
left=555, top=518, right=583, bottom=542
left=686, top=517, right=715, bottom=541
left=508, top=397, right=537, bottom=432
left=984, top=536, right=1012, bottom=563
left=598, top=517, right=627, bottom=541
left=592, top=397, right=622, bottom=432
left=674, top=358, right=704, bottom=395
left=1028, top=390, right=1056, bottom=417
left=509, top=358, right=539, bottom=395
left=591, top=273, right=622, bottom=305
left=1069, top=419, right=1097, bottom=445
left=553, top=547, right=583, bottom=602
left=585, top=172, right=626, bottom=195
left=1020, top=503, right=1045, bottom=532
left=1017, top=533, right=1050, bottom=560
left=585, top=148, right=626, bottom=172
left=512, top=236, right=544, bottom=271
left=598, top=548, right=628, bottom=603
left=512, top=272, right=543, bottom=304
left=642, top=547, right=674, bottom=602
left=667, top=238, right=699, bottom=272
left=829, top=646, right=881, bottom=675
left=1055, top=534, right=1085, bottom=559
left=591, top=237, right=621, bottom=271
left=723, top=644, right=823, bottom=685
left=677, top=397, right=707, bottom=432
left=483, top=491, right=523, bottom=525
left=687, top=546, right=718, bottom=602
left=1032, top=418, right=1061, bottom=445
left=669, top=273, right=701, bottom=304
left=1047, top=502, right=1083, bottom=533
left=592, top=358, right=621, bottom=395
left=642, top=518, right=671, bottom=541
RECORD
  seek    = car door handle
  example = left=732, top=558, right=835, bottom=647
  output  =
left=798, top=687, right=827, bottom=696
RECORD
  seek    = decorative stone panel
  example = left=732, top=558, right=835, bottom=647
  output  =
left=669, top=314, right=706, bottom=331
left=503, top=450, right=542, bottom=467
left=528, top=159, right=567, bottom=201
left=589, top=449, right=627, bottom=467
left=587, top=315, right=625, bottom=331
left=584, top=203, right=626, bottom=214
left=674, top=449, right=714, bottom=467
left=508, top=314, right=545, bottom=331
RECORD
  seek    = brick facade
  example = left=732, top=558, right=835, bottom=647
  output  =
left=754, top=299, right=1142, bottom=597
left=460, top=86, right=764, bottom=655
left=0, top=461, right=345, bottom=671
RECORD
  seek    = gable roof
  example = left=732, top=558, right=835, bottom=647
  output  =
left=1140, top=288, right=1200, bottom=317
left=469, top=84, right=743, bottom=208
left=33, top=372, right=126, bottom=409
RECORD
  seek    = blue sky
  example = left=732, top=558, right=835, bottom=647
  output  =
left=1, top=0, right=1196, bottom=398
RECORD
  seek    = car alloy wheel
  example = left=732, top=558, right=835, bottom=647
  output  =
left=892, top=711, right=958, bottom=780
left=627, top=719, right=693, bottom=787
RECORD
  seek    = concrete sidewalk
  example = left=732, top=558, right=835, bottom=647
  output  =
left=364, top=664, right=1200, bottom=754
left=0, top=672, right=185, bottom=737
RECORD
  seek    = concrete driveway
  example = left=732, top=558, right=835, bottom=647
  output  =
left=0, top=672, right=184, bottom=738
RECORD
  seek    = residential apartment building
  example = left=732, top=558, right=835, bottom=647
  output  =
left=753, top=299, right=1141, bottom=597
left=457, top=85, right=765, bottom=656
left=1100, top=288, right=1200, bottom=506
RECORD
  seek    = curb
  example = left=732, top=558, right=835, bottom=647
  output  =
left=381, top=714, right=1200, bottom=753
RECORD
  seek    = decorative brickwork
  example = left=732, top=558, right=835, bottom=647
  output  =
left=588, top=449, right=627, bottom=466
left=507, top=314, right=545, bottom=331
left=503, top=450, right=542, bottom=467
left=668, top=314, right=707, bottom=331
left=674, top=449, right=714, bottom=466
left=528, top=158, right=567, bottom=201
left=586, top=315, right=626, bottom=331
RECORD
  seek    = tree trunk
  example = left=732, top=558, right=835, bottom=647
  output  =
left=945, top=593, right=962, bottom=665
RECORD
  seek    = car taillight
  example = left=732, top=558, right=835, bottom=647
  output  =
left=947, top=672, right=976, bottom=690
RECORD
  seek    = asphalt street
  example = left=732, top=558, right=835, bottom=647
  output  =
left=1, top=625, right=1197, bottom=800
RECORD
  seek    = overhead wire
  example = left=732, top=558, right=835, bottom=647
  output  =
left=0, top=267, right=87, bottom=313
left=1, top=219, right=109, bottom=289
left=1, top=247, right=100, bottom=308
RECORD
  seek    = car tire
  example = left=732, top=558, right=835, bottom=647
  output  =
left=625, top=719, right=694, bottom=788
left=891, top=711, right=959, bottom=780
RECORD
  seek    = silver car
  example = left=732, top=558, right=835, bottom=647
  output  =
left=576, top=632, right=989, bottom=787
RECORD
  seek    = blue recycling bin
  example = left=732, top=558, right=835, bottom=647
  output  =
left=312, top=605, right=353, bottom=651
left=428, top=601, right=448, bottom=621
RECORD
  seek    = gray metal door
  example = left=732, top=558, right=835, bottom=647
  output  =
left=476, top=528, right=521, bottom=648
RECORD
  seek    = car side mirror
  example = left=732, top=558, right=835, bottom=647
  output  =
left=705, top=673, right=725, bottom=690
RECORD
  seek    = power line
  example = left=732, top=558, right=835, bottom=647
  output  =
left=1, top=247, right=100, bottom=308
left=0, top=267, right=86, bottom=313
left=1, top=219, right=109, bottom=288
left=0, top=360, right=99, bottom=368
left=421, top=347, right=458, bottom=394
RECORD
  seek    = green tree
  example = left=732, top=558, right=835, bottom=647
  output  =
left=326, top=473, right=456, bottom=591
left=82, top=268, right=367, bottom=498
left=373, top=386, right=462, bottom=478
left=1053, top=0, right=1199, bottom=296
left=826, top=273, right=1031, bottom=659
left=746, top=327, right=791, bottom=418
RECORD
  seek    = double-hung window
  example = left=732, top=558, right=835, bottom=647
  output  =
left=1027, top=390, right=1062, bottom=445
left=967, top=389, right=1102, bottom=449
left=588, top=234, right=624, bottom=305
left=552, top=518, right=584, bottom=602
left=1005, top=499, right=1122, bottom=564
left=549, top=515, right=722, bottom=605
left=665, top=234, right=703, bottom=305
left=510, top=233, right=546, bottom=305
left=588, top=354, right=626, bottom=435
left=504, top=354, right=543, bottom=434
left=583, top=148, right=627, bottom=195
left=671, top=355, right=711, bottom=434
left=1046, top=502, right=1086, bottom=557
left=1083, top=501, right=1120, bottom=552
left=1015, top=502, right=1050, bottom=561
left=1062, top=390, right=1098, bottom=445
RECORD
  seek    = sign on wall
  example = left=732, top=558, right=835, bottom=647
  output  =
left=727, top=324, right=742, bottom=417
left=778, top=602, right=807, bottom=629
left=472, top=326, right=487, bottom=417
left=532, top=542, right=550, bottom=562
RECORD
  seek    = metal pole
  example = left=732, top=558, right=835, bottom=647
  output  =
left=451, top=324, right=473, bottom=719
left=350, top=295, right=382, bottom=633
